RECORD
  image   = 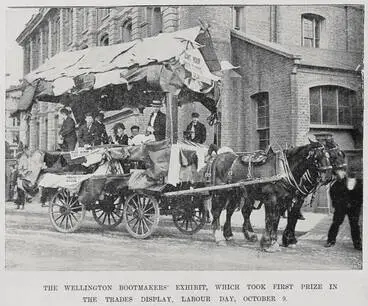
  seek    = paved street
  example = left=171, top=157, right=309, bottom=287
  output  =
left=5, top=200, right=362, bottom=271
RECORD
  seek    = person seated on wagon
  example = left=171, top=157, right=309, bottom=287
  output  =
left=78, top=112, right=98, bottom=147
left=184, top=112, right=206, bottom=144
left=112, top=123, right=129, bottom=145
left=129, top=125, right=140, bottom=140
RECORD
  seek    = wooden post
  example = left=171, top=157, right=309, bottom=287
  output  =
left=166, top=92, right=178, bottom=144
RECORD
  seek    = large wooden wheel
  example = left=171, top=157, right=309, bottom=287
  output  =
left=123, top=193, right=159, bottom=239
left=92, top=193, right=124, bottom=229
left=172, top=196, right=206, bottom=235
left=49, top=188, right=86, bottom=233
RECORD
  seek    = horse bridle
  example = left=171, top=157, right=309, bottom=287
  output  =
left=281, top=144, right=332, bottom=197
left=326, top=145, right=347, bottom=169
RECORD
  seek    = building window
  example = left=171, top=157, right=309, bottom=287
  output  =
left=34, top=34, right=41, bottom=69
left=81, top=8, right=89, bottom=31
left=121, top=19, right=132, bottom=42
left=310, top=86, right=355, bottom=125
left=65, top=8, right=73, bottom=45
left=42, top=25, right=49, bottom=62
left=301, top=14, right=324, bottom=48
left=233, top=6, right=243, bottom=30
left=52, top=16, right=60, bottom=56
left=146, top=7, right=162, bottom=36
left=99, top=33, right=109, bottom=46
left=253, top=92, right=270, bottom=150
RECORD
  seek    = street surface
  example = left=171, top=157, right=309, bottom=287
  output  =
left=5, top=201, right=362, bottom=271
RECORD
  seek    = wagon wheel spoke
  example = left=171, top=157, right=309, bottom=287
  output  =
left=70, top=212, right=80, bottom=223
left=110, top=213, right=117, bottom=223
left=141, top=218, right=149, bottom=233
left=107, top=213, right=111, bottom=225
left=58, top=215, right=67, bottom=228
left=68, top=215, right=74, bottom=228
left=53, top=213, right=64, bottom=222
left=127, top=215, right=139, bottom=224
left=131, top=198, right=140, bottom=211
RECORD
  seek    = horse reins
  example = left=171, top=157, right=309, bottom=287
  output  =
left=280, top=145, right=331, bottom=197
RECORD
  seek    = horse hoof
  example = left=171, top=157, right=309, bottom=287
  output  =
left=225, top=236, right=233, bottom=241
left=263, top=242, right=281, bottom=253
left=250, top=234, right=258, bottom=242
left=216, top=240, right=227, bottom=247
left=289, top=243, right=297, bottom=248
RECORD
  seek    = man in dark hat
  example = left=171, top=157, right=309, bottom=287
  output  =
left=94, top=112, right=109, bottom=145
left=59, top=108, right=77, bottom=151
left=78, top=112, right=98, bottom=147
left=184, top=112, right=207, bottom=144
left=147, top=100, right=166, bottom=141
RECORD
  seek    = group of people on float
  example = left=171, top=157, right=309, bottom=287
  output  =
left=58, top=100, right=207, bottom=152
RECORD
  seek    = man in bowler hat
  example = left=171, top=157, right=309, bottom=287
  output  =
left=147, top=100, right=166, bottom=141
left=184, top=112, right=206, bottom=144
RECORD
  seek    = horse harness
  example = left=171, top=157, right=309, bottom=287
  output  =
left=280, top=145, right=332, bottom=199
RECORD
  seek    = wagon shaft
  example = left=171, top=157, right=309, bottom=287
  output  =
left=163, top=175, right=285, bottom=197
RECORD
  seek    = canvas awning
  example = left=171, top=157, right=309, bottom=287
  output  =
left=15, top=26, right=224, bottom=119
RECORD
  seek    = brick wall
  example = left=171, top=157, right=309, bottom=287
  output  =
left=231, top=36, right=295, bottom=151
left=346, top=6, right=364, bottom=52
left=296, top=67, right=363, bottom=148
left=243, top=6, right=272, bottom=41
left=276, top=5, right=364, bottom=52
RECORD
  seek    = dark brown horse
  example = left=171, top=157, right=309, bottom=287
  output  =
left=206, top=141, right=332, bottom=252
left=281, top=139, right=347, bottom=247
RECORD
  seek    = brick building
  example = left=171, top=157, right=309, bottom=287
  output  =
left=15, top=5, right=363, bottom=153
left=5, top=85, right=22, bottom=157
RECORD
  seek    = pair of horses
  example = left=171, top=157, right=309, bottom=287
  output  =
left=204, top=139, right=346, bottom=252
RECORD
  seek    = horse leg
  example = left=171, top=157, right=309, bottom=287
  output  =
left=282, top=199, right=302, bottom=247
left=241, top=197, right=258, bottom=242
left=203, top=196, right=213, bottom=223
left=211, top=193, right=227, bottom=246
left=260, top=195, right=281, bottom=252
left=223, top=193, right=237, bottom=241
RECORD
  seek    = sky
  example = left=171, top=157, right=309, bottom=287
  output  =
left=5, top=8, right=38, bottom=88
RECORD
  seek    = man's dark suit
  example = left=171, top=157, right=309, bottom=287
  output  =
left=78, top=122, right=98, bottom=147
left=94, top=120, right=109, bottom=145
left=148, top=111, right=166, bottom=141
left=185, top=121, right=207, bottom=144
left=59, top=116, right=77, bottom=151
left=327, top=177, right=363, bottom=249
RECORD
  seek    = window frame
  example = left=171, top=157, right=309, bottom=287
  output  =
left=253, top=92, right=270, bottom=150
left=309, top=86, right=355, bottom=127
left=121, top=19, right=132, bottom=42
left=99, top=33, right=109, bottom=46
left=301, top=13, right=323, bottom=48
left=233, top=6, right=243, bottom=30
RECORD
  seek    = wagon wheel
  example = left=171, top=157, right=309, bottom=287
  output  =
left=49, top=188, right=86, bottom=233
left=172, top=196, right=206, bottom=235
left=123, top=193, right=159, bottom=239
left=92, top=193, right=124, bottom=229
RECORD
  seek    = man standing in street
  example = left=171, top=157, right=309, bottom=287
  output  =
left=94, top=112, right=109, bottom=145
left=184, top=112, right=207, bottom=144
left=59, top=108, right=77, bottom=151
left=147, top=100, right=166, bottom=141
left=78, top=113, right=98, bottom=147
left=325, top=171, right=363, bottom=251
